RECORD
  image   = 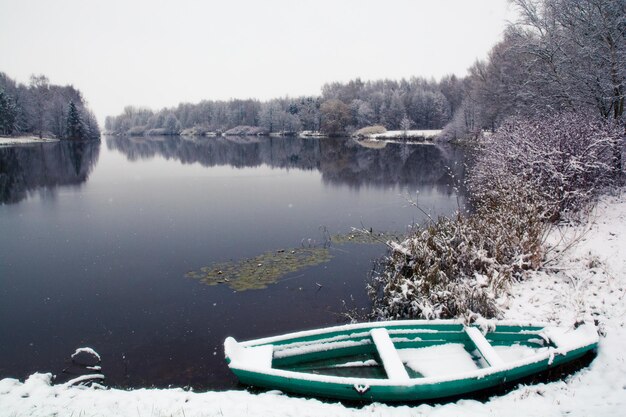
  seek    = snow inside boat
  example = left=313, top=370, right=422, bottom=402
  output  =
left=224, top=320, right=598, bottom=402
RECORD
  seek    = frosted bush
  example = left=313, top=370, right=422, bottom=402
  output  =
left=127, top=126, right=147, bottom=136
left=223, top=125, right=269, bottom=136
left=146, top=128, right=169, bottom=136
left=369, top=197, right=544, bottom=320
left=468, top=112, right=622, bottom=222
left=352, top=125, right=387, bottom=138
left=369, top=112, right=621, bottom=321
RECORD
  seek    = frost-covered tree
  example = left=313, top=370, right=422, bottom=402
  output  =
left=383, top=91, right=406, bottom=129
left=104, top=116, right=115, bottom=132
left=47, top=96, right=68, bottom=139
left=0, top=88, right=18, bottom=135
left=512, top=0, right=625, bottom=119
left=259, top=102, right=281, bottom=133
left=441, top=86, right=483, bottom=140
left=147, top=111, right=165, bottom=129
left=466, top=33, right=529, bottom=130
left=29, top=75, right=50, bottom=138
left=164, top=113, right=181, bottom=135
left=355, top=101, right=375, bottom=128
left=400, top=115, right=412, bottom=138
left=66, top=101, right=84, bottom=140
left=320, top=99, right=350, bottom=136
left=296, top=97, right=321, bottom=131
left=280, top=112, right=302, bottom=133
left=439, top=74, right=464, bottom=118
left=444, top=0, right=625, bottom=144
left=510, top=0, right=626, bottom=171
left=0, top=72, right=100, bottom=140
left=82, top=109, right=100, bottom=141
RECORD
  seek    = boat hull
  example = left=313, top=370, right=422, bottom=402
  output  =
left=230, top=346, right=592, bottom=401
left=225, top=320, right=598, bottom=402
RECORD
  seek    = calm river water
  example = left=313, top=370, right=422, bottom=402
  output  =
left=0, top=136, right=465, bottom=389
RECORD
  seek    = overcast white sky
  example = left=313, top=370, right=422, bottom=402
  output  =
left=0, top=0, right=515, bottom=122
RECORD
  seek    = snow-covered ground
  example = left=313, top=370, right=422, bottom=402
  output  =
left=368, top=130, right=441, bottom=140
left=0, top=136, right=59, bottom=146
left=1, top=192, right=624, bottom=416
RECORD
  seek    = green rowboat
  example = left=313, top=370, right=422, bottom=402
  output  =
left=224, top=320, right=598, bottom=402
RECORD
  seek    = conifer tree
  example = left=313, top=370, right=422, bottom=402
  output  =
left=66, top=100, right=84, bottom=140
left=0, top=89, right=17, bottom=135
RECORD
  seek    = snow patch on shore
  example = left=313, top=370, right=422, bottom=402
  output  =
left=369, top=129, right=441, bottom=140
left=0, top=192, right=624, bottom=416
left=0, top=136, right=59, bottom=146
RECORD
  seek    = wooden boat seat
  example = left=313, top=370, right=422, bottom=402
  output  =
left=224, top=337, right=274, bottom=369
left=465, top=327, right=505, bottom=367
left=370, top=328, right=410, bottom=381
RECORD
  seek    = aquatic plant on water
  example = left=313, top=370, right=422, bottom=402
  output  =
left=186, top=230, right=401, bottom=291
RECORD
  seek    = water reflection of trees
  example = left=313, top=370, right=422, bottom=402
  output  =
left=106, top=135, right=322, bottom=170
left=0, top=141, right=100, bottom=204
left=106, top=135, right=465, bottom=193
left=319, top=139, right=466, bottom=191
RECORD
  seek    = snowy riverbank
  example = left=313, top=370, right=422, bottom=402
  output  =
left=0, top=136, right=59, bottom=146
left=1, top=192, right=624, bottom=416
left=364, top=129, right=441, bottom=141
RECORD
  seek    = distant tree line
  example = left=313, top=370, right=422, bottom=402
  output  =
left=105, top=76, right=462, bottom=137
left=106, top=0, right=623, bottom=143
left=0, top=72, right=100, bottom=140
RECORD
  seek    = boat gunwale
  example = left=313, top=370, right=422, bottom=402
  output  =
left=228, top=344, right=596, bottom=388
left=237, top=319, right=549, bottom=348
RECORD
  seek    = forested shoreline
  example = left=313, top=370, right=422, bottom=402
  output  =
left=0, top=73, right=100, bottom=141
left=104, top=76, right=459, bottom=138
left=106, top=0, right=623, bottom=143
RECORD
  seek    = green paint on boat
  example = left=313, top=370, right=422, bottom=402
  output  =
left=224, top=320, right=599, bottom=402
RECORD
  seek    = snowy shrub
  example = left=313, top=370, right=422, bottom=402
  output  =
left=368, top=214, right=498, bottom=320
left=223, top=125, right=269, bottom=136
left=352, top=125, right=387, bottom=138
left=369, top=112, right=621, bottom=321
left=127, top=125, right=147, bottom=136
left=468, top=112, right=622, bottom=221
left=180, top=125, right=213, bottom=136
left=146, top=128, right=169, bottom=136
left=368, top=193, right=545, bottom=321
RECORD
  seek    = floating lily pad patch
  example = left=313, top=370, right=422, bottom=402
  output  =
left=330, top=230, right=402, bottom=245
left=186, top=230, right=402, bottom=292
left=185, top=247, right=332, bottom=291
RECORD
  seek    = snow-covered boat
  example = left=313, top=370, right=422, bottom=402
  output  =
left=224, top=320, right=598, bottom=402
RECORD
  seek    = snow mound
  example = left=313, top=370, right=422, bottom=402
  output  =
left=399, top=344, right=479, bottom=377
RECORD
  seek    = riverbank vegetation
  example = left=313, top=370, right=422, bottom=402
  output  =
left=0, top=72, right=100, bottom=141
left=369, top=0, right=625, bottom=322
